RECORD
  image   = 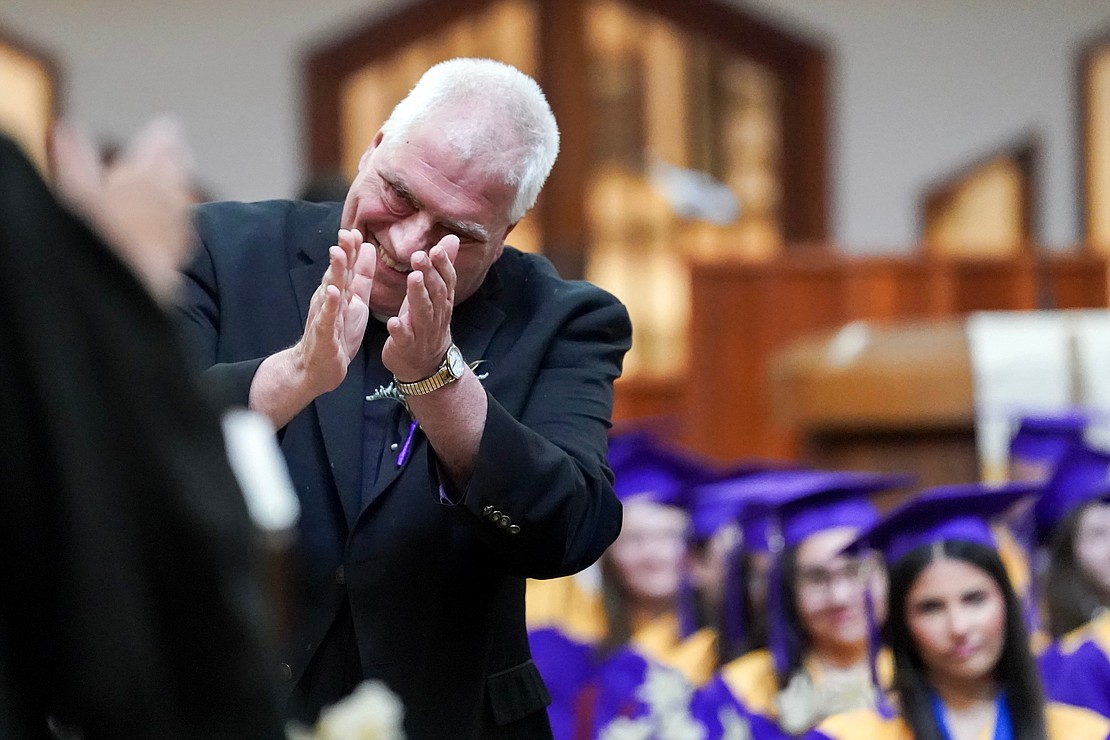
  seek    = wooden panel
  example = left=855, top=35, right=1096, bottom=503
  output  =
left=1044, top=254, right=1109, bottom=308
left=1079, top=32, right=1110, bottom=250
left=948, top=258, right=1039, bottom=312
left=674, top=251, right=1110, bottom=466
left=612, top=376, right=683, bottom=427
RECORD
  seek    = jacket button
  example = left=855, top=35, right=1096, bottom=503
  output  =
left=335, top=565, right=346, bottom=585
left=508, top=525, right=521, bottom=535
left=489, top=509, right=502, bottom=522
left=482, top=505, right=494, bottom=516
left=279, top=663, right=293, bottom=682
left=497, top=515, right=511, bottom=528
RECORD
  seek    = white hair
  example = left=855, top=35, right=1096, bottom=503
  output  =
left=379, top=58, right=560, bottom=223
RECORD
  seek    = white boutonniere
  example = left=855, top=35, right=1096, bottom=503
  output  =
left=365, top=361, right=489, bottom=467
left=597, top=662, right=707, bottom=740
left=286, top=680, right=404, bottom=740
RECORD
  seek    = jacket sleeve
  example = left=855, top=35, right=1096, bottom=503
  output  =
left=435, top=284, right=631, bottom=579
left=176, top=203, right=272, bottom=409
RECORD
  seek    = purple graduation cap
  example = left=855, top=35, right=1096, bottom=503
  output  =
left=1009, top=411, right=1089, bottom=483
left=609, top=434, right=716, bottom=508
left=837, top=481, right=1041, bottom=717
left=688, top=468, right=787, bottom=657
left=1033, top=442, right=1110, bottom=546
left=745, top=469, right=914, bottom=678
left=608, top=434, right=720, bottom=637
left=843, top=482, right=1042, bottom=565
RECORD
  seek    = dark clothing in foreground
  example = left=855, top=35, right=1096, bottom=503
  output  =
left=0, top=134, right=285, bottom=740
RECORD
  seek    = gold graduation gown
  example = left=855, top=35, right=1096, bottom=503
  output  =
left=813, top=701, right=1110, bottom=740
left=719, top=647, right=892, bottom=736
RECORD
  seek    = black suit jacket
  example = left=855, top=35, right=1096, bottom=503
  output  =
left=0, top=136, right=285, bottom=738
left=179, top=200, right=631, bottom=738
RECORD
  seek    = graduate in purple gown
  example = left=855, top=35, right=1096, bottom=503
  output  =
left=811, top=483, right=1110, bottom=740
left=1008, top=412, right=1089, bottom=483
left=584, top=437, right=725, bottom=738
left=1034, top=442, right=1110, bottom=718
left=691, top=470, right=910, bottom=737
left=530, top=432, right=720, bottom=739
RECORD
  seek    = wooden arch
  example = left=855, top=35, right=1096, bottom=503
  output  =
left=1078, top=26, right=1110, bottom=252
left=0, top=26, right=60, bottom=173
left=304, top=0, right=829, bottom=279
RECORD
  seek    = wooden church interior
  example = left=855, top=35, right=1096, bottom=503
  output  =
left=5, top=0, right=1110, bottom=489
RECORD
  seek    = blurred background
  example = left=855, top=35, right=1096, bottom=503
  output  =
left=4, top=0, right=1110, bottom=486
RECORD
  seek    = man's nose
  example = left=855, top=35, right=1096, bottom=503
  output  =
left=389, top=212, right=436, bottom=263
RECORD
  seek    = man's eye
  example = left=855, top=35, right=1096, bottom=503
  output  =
left=383, top=183, right=412, bottom=212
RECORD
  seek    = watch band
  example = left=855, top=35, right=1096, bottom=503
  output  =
left=394, top=368, right=454, bottom=396
left=394, top=345, right=464, bottom=397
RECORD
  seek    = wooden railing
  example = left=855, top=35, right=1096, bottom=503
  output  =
left=612, top=249, right=1110, bottom=472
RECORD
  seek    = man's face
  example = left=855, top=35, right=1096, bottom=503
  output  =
left=340, top=124, right=518, bottom=317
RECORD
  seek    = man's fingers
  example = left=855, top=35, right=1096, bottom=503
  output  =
left=337, top=229, right=361, bottom=290
left=436, top=233, right=460, bottom=264
left=351, top=241, right=376, bottom=305
left=405, top=269, right=435, bottom=327
left=322, top=245, right=349, bottom=290
left=314, top=284, right=342, bottom=335
left=420, top=248, right=454, bottom=309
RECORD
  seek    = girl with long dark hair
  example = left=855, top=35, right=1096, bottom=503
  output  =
left=812, top=483, right=1110, bottom=740
left=692, top=470, right=908, bottom=737
left=1035, top=444, right=1110, bottom=719
left=530, top=433, right=728, bottom=739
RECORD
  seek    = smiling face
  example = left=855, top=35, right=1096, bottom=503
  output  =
left=1074, top=502, right=1110, bottom=598
left=340, top=123, right=518, bottom=317
left=793, top=527, right=878, bottom=655
left=606, top=498, right=690, bottom=608
left=905, top=556, right=1007, bottom=687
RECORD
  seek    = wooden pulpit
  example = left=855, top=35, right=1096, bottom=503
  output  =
left=769, top=319, right=979, bottom=493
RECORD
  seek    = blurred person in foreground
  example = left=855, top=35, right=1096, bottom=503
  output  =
left=0, top=121, right=285, bottom=738
left=177, top=58, right=631, bottom=738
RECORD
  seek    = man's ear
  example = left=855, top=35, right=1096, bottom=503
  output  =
left=492, top=222, right=517, bottom=260
left=358, top=131, right=385, bottom=171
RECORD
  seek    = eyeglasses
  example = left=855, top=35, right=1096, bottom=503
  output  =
left=794, top=557, right=872, bottom=597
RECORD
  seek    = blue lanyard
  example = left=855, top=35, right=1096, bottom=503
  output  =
left=929, top=692, right=1014, bottom=740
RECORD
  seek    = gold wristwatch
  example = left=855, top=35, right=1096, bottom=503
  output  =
left=394, top=344, right=466, bottom=396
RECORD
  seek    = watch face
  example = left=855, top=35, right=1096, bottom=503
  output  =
left=447, top=345, right=466, bottom=378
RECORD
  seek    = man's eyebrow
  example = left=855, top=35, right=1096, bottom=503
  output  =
left=384, top=173, right=490, bottom=243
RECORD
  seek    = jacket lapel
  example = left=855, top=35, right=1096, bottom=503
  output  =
left=354, top=271, right=507, bottom=524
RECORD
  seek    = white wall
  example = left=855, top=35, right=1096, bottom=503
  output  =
left=0, top=0, right=390, bottom=202
left=3, top=0, right=1109, bottom=250
left=734, top=0, right=1110, bottom=252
